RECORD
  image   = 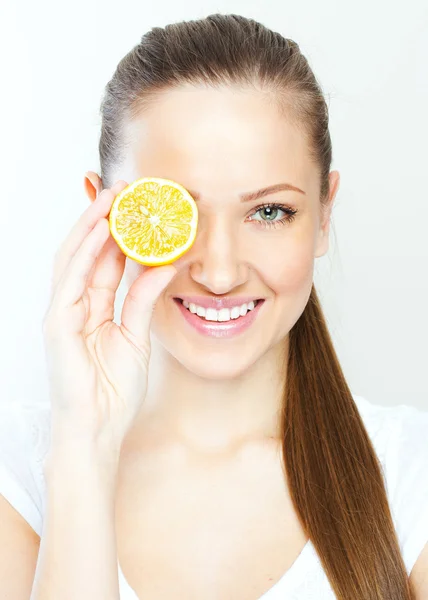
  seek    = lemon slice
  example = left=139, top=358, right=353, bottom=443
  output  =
left=109, top=177, right=198, bottom=266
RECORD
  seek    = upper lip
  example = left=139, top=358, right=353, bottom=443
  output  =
left=175, top=296, right=264, bottom=309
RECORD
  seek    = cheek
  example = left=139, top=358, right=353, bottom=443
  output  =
left=255, top=235, right=315, bottom=297
left=275, top=251, right=314, bottom=295
left=258, top=242, right=315, bottom=336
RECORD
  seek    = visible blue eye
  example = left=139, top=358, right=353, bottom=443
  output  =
left=249, top=202, right=299, bottom=229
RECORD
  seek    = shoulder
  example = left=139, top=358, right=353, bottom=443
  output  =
left=353, top=393, right=428, bottom=577
left=0, top=401, right=52, bottom=538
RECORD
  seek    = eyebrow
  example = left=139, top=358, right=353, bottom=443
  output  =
left=187, top=182, right=306, bottom=203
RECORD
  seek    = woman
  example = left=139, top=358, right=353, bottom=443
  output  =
left=0, top=12, right=427, bottom=600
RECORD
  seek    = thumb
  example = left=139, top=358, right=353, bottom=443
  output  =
left=120, top=265, right=177, bottom=342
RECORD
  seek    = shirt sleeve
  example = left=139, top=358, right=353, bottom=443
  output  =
left=382, top=402, right=428, bottom=576
left=0, top=402, right=44, bottom=537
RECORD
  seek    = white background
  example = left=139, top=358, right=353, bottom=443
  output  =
left=0, top=0, right=427, bottom=410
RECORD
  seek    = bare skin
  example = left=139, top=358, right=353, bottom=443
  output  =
left=84, top=82, right=340, bottom=598
left=114, top=434, right=310, bottom=598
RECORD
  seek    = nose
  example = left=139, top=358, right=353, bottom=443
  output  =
left=188, top=215, right=249, bottom=294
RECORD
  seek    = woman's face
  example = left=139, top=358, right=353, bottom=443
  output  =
left=117, top=83, right=339, bottom=379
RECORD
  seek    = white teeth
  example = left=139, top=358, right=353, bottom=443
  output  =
left=218, top=308, right=231, bottom=322
left=181, top=299, right=257, bottom=322
left=196, top=305, right=205, bottom=317
left=230, top=306, right=241, bottom=319
left=205, top=308, right=218, bottom=321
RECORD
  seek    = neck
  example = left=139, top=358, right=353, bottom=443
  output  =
left=132, top=336, right=288, bottom=454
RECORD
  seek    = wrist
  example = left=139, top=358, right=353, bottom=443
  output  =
left=44, top=438, right=120, bottom=490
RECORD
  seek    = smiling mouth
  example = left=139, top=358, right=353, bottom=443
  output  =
left=174, top=298, right=265, bottom=321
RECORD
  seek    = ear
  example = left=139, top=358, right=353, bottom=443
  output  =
left=315, top=170, right=340, bottom=258
left=84, top=171, right=103, bottom=203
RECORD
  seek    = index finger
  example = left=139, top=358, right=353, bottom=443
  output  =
left=49, top=180, right=129, bottom=301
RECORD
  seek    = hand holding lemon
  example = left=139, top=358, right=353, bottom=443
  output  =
left=42, top=177, right=198, bottom=467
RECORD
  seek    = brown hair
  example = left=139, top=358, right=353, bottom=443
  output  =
left=98, top=13, right=413, bottom=599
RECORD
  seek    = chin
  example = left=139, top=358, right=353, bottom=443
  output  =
left=173, top=356, right=258, bottom=381
left=150, top=326, right=267, bottom=380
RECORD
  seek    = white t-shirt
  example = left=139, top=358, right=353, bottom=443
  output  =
left=0, top=393, right=427, bottom=599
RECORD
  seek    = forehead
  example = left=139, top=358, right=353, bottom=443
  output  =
left=122, top=84, right=315, bottom=199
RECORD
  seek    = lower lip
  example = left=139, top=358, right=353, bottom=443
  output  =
left=173, top=299, right=266, bottom=338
